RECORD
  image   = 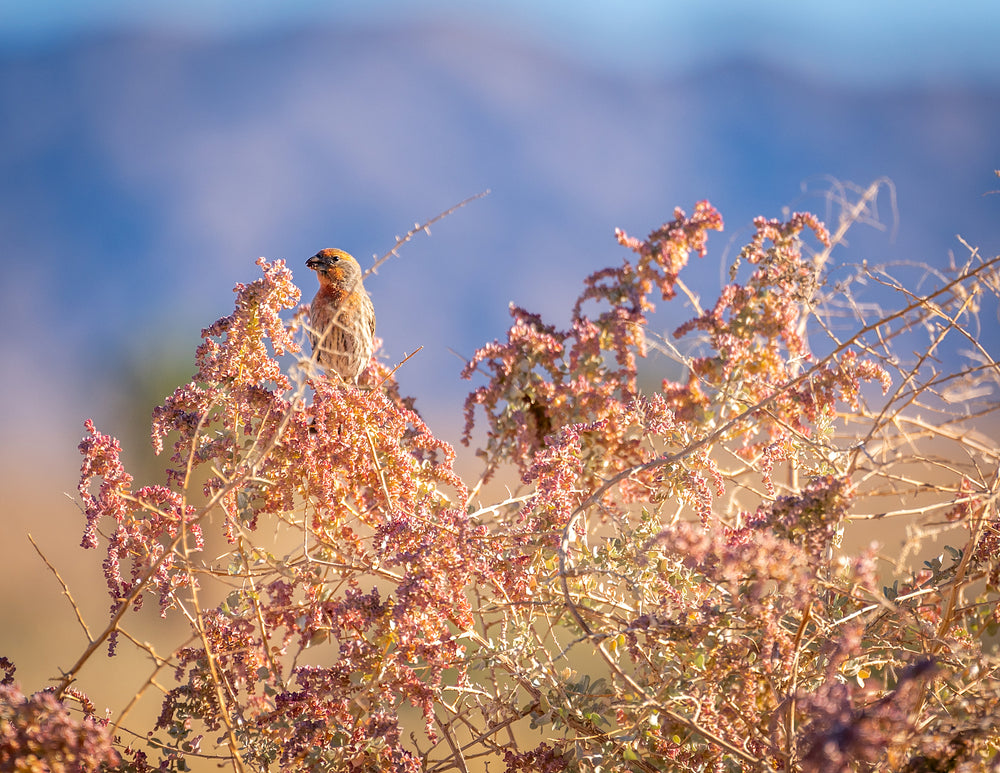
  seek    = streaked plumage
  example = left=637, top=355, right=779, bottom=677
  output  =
left=305, top=248, right=376, bottom=383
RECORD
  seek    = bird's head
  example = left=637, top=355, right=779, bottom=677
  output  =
left=306, top=248, right=364, bottom=290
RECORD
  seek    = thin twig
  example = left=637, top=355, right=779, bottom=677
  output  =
left=365, top=191, right=490, bottom=278
left=28, top=533, right=92, bottom=642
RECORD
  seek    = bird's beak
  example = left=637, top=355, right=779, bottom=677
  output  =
left=306, top=255, right=326, bottom=270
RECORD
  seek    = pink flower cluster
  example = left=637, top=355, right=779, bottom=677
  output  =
left=76, top=256, right=498, bottom=768
left=52, top=198, right=1000, bottom=771
left=0, top=684, right=120, bottom=771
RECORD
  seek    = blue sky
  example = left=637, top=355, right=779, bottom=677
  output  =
left=2, top=0, right=999, bottom=84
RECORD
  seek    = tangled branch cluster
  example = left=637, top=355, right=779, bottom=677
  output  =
left=5, top=188, right=1000, bottom=772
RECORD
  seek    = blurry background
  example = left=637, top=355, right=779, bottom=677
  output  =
left=1, top=0, right=999, bottom=720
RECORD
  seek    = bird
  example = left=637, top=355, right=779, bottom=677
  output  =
left=305, top=248, right=376, bottom=384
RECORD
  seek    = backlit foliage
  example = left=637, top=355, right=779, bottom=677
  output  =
left=4, top=184, right=1000, bottom=772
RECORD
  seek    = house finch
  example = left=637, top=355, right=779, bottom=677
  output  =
left=306, top=248, right=376, bottom=384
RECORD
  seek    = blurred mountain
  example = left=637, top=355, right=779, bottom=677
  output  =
left=1, top=20, right=998, bottom=444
